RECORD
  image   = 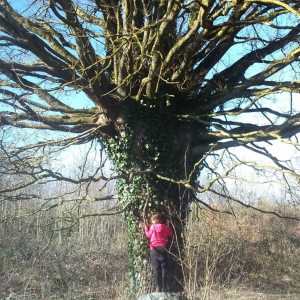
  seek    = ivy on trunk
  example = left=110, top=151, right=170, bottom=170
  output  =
left=99, top=96, right=201, bottom=295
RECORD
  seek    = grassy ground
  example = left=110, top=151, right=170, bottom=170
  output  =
left=1, top=201, right=300, bottom=300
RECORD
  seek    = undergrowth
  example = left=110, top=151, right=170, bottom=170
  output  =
left=1, top=200, right=300, bottom=299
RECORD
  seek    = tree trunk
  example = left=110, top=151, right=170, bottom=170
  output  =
left=123, top=178, right=189, bottom=297
left=100, top=96, right=203, bottom=297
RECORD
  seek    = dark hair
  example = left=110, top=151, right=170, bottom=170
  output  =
left=150, top=212, right=162, bottom=223
left=150, top=212, right=168, bottom=224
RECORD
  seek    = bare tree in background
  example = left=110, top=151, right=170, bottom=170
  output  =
left=1, top=0, right=300, bottom=295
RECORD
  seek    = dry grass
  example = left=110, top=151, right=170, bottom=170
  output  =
left=0, top=207, right=128, bottom=300
left=1, top=200, right=300, bottom=299
left=183, top=202, right=300, bottom=299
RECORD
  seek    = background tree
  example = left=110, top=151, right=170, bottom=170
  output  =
left=1, top=0, right=300, bottom=295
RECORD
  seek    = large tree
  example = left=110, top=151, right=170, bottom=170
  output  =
left=1, top=0, right=300, bottom=296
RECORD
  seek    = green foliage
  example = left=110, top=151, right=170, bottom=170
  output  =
left=98, top=96, right=185, bottom=211
left=189, top=3, right=200, bottom=28
left=97, top=96, right=188, bottom=291
left=102, top=97, right=182, bottom=176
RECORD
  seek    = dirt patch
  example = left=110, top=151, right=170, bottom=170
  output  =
left=203, top=289, right=300, bottom=300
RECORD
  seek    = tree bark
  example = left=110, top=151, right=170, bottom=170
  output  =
left=100, top=96, right=201, bottom=296
left=122, top=177, right=190, bottom=297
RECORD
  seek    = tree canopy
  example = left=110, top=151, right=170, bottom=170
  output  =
left=0, top=0, right=299, bottom=143
left=1, top=0, right=300, bottom=200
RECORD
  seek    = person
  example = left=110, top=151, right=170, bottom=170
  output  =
left=144, top=212, right=173, bottom=292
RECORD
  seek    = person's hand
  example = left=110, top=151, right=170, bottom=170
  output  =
left=139, top=221, right=145, bottom=228
left=166, top=219, right=170, bottom=226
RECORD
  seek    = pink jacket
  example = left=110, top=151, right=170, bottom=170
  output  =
left=144, top=223, right=173, bottom=250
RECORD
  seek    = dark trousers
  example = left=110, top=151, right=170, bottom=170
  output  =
left=150, top=246, right=168, bottom=288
